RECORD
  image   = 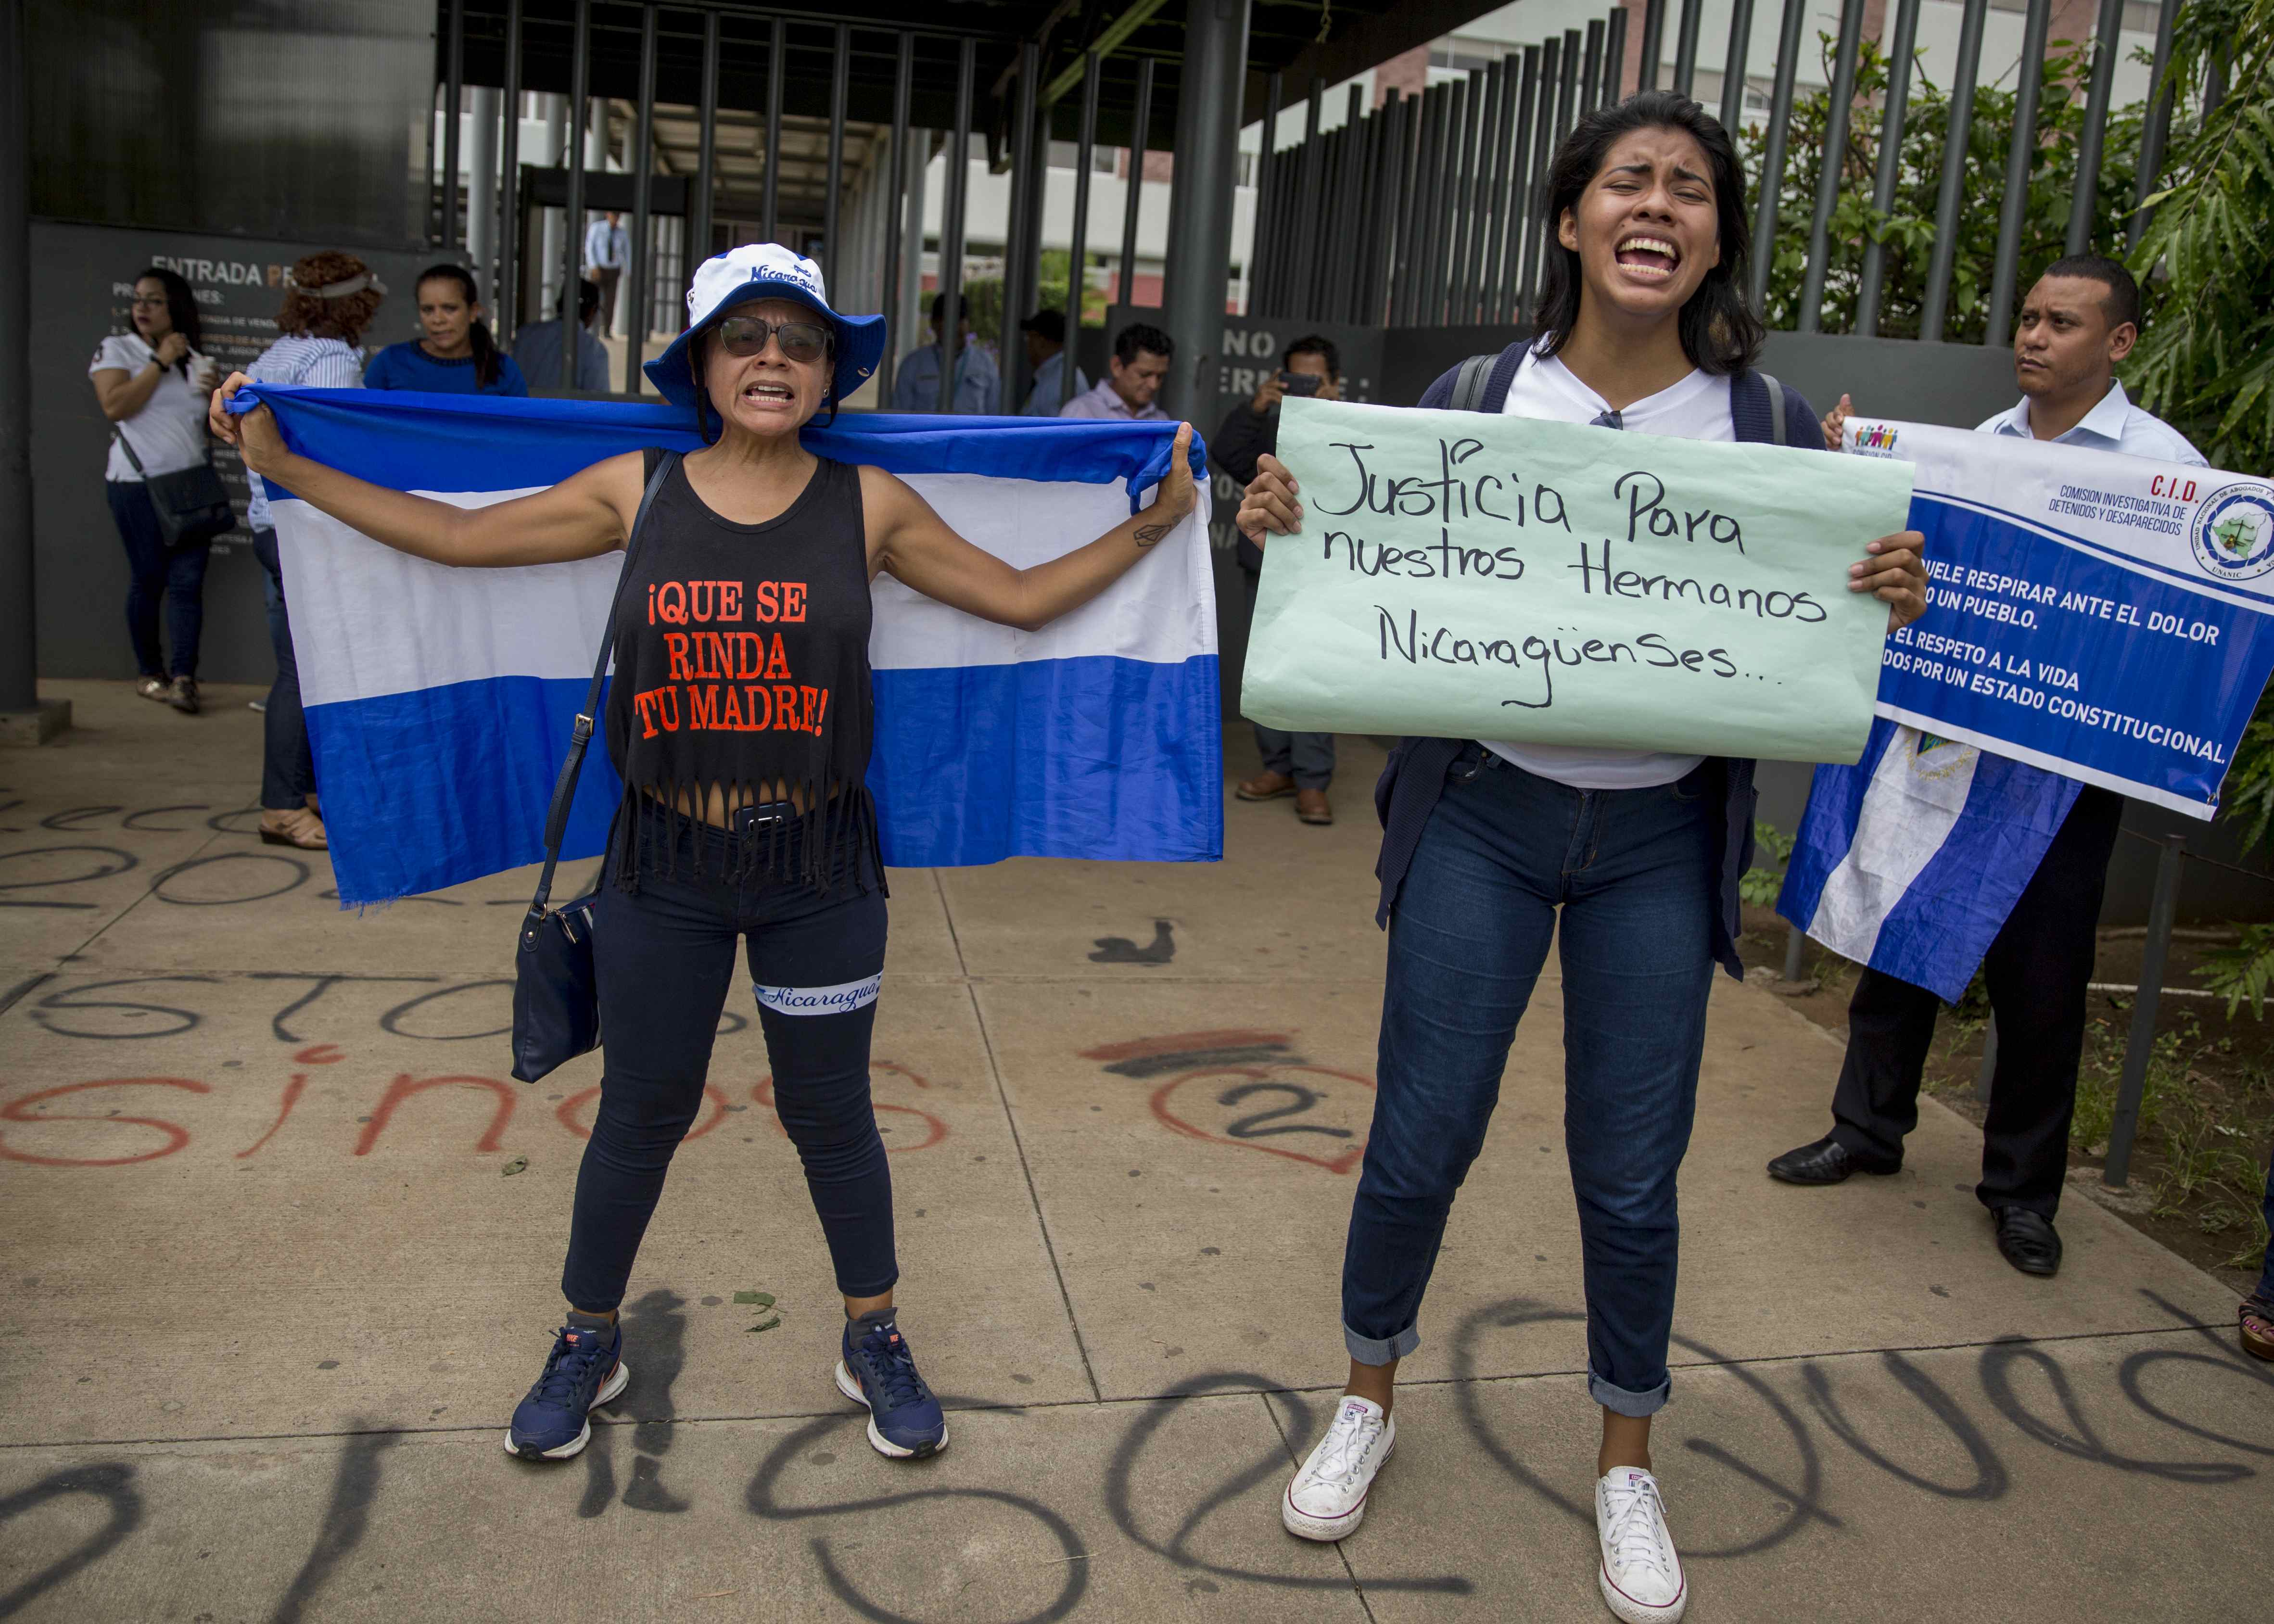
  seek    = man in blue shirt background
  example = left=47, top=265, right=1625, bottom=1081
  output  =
left=1017, top=309, right=1088, bottom=416
left=514, top=278, right=611, bottom=393
left=584, top=211, right=631, bottom=336
left=891, top=294, right=999, bottom=414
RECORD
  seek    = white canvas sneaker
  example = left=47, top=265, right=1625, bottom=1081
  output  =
left=1282, top=1395, right=1396, bottom=1541
left=1595, top=1467, right=1687, bottom=1622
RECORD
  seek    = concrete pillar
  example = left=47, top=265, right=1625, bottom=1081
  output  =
left=0, top=0, right=63, bottom=740
left=1158, top=0, right=1250, bottom=423
left=467, top=87, right=499, bottom=300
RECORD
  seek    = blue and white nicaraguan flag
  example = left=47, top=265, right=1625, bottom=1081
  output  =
left=1780, top=421, right=2274, bottom=999
left=235, top=386, right=1220, bottom=906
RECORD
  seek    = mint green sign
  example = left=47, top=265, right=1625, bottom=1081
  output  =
left=1242, top=397, right=1915, bottom=763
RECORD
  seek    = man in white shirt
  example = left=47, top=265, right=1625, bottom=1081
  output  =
left=584, top=211, right=631, bottom=336
left=1059, top=322, right=1173, bottom=420
left=1775, top=256, right=2206, bottom=1280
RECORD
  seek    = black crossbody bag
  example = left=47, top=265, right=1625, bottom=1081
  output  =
left=111, top=426, right=236, bottom=548
left=509, top=449, right=679, bottom=1085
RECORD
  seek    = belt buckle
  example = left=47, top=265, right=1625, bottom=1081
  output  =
left=734, top=799, right=795, bottom=835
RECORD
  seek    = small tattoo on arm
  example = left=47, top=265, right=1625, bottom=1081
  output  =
left=1133, top=521, right=1172, bottom=547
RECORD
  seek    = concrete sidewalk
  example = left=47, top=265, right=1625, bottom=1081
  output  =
left=2, top=681, right=2266, bottom=1622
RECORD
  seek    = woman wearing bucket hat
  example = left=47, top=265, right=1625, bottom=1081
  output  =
left=211, top=242, right=1198, bottom=1464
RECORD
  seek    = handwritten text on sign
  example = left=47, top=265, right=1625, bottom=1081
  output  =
left=1242, top=397, right=1912, bottom=762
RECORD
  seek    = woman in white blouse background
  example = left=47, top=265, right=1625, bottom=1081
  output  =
left=89, top=267, right=219, bottom=713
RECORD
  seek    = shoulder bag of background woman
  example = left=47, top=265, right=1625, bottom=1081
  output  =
left=110, top=427, right=237, bottom=549
left=510, top=449, right=680, bottom=1084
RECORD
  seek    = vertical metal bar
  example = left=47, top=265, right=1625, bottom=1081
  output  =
left=1296, top=77, right=1324, bottom=319
left=1638, top=0, right=1665, bottom=90
left=1557, top=28, right=1584, bottom=140
left=1974, top=1015, right=1997, bottom=1104
left=1797, top=0, right=1866, bottom=334
left=1388, top=92, right=1419, bottom=324
left=1447, top=75, right=1482, bottom=325
left=0, top=0, right=40, bottom=715
left=1854, top=0, right=1919, bottom=337
left=1601, top=7, right=1628, bottom=105
left=1250, top=70, right=1280, bottom=314
left=2106, top=834, right=2187, bottom=1188
left=1330, top=83, right=1368, bottom=321
left=1524, top=36, right=1563, bottom=309
left=498, top=0, right=522, bottom=339
left=1067, top=49, right=1101, bottom=339
left=1749, top=0, right=1808, bottom=316
left=691, top=10, right=718, bottom=275
left=2069, top=0, right=2127, bottom=255
left=1479, top=58, right=1518, bottom=324
left=1499, top=49, right=1539, bottom=322
left=561, top=0, right=588, bottom=389
left=1918, top=0, right=1985, bottom=341
left=1782, top=923, right=1805, bottom=981
left=1157, top=0, right=1252, bottom=423
left=877, top=31, right=913, bottom=405
left=1420, top=86, right=1456, bottom=325
left=2204, top=42, right=2228, bottom=120
left=1356, top=98, right=1389, bottom=323
left=1672, top=0, right=1698, bottom=99
left=1393, top=89, right=1429, bottom=326
left=2129, top=0, right=2180, bottom=247
left=762, top=17, right=785, bottom=243
left=1580, top=19, right=1605, bottom=123
left=824, top=24, right=849, bottom=290
left=1717, top=0, right=1752, bottom=130
left=1000, top=40, right=1037, bottom=410
left=1313, top=126, right=1345, bottom=319
left=935, top=37, right=974, bottom=414
left=1122, top=55, right=1157, bottom=312
left=442, top=0, right=464, bottom=248
left=625, top=2, right=656, bottom=393
left=1986, top=0, right=2048, bottom=346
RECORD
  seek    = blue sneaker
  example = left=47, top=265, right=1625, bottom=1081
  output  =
left=503, top=1316, right=630, bottom=1460
left=833, top=1310, right=947, bottom=1459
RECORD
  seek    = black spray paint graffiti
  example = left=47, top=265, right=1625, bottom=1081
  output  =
left=1088, top=921, right=1176, bottom=966
left=6, top=1293, right=2272, bottom=1622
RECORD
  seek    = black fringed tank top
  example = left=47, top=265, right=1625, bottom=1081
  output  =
left=605, top=447, right=876, bottom=888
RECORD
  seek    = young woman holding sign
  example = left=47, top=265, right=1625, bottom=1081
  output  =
left=1238, top=91, right=1926, bottom=1622
left=212, top=243, right=1196, bottom=1467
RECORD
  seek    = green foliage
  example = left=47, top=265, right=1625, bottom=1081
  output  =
left=2127, top=0, right=2274, bottom=473
left=1739, top=820, right=1796, bottom=908
left=1747, top=38, right=2143, bottom=344
left=2200, top=923, right=2274, bottom=1017
left=961, top=251, right=1106, bottom=349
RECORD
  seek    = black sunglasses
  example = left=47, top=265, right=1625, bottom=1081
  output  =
left=716, top=314, right=833, bottom=363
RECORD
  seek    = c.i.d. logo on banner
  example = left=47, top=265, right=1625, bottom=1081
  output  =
left=2192, top=482, right=2274, bottom=581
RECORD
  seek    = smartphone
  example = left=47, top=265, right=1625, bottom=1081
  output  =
left=1279, top=371, right=1322, bottom=397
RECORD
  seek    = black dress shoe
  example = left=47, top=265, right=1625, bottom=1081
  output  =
left=1766, top=1135, right=1902, bottom=1185
left=1993, top=1206, right=2062, bottom=1276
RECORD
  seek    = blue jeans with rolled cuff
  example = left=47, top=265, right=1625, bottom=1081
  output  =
left=562, top=802, right=893, bottom=1313
left=1341, top=746, right=1715, bottom=1417
left=106, top=479, right=210, bottom=680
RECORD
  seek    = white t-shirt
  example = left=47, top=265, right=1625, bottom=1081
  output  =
left=1481, top=348, right=1730, bottom=791
left=89, top=334, right=212, bottom=482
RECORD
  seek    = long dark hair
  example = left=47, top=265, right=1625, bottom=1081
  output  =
left=1533, top=90, right=1764, bottom=377
left=416, top=263, right=501, bottom=388
left=132, top=267, right=202, bottom=374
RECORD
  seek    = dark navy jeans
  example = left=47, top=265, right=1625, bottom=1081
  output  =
left=563, top=809, right=893, bottom=1313
left=252, top=528, right=316, bottom=811
left=1343, top=746, right=1716, bottom=1416
left=105, top=480, right=210, bottom=680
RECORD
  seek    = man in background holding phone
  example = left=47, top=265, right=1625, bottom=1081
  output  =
left=1212, top=334, right=1343, bottom=825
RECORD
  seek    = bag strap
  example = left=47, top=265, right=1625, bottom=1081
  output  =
left=1449, top=353, right=1497, bottom=413
left=526, top=449, right=680, bottom=916
left=110, top=425, right=150, bottom=477
left=1755, top=370, right=1789, bottom=447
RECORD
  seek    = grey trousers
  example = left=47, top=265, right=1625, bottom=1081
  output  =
left=1244, top=569, right=1335, bottom=789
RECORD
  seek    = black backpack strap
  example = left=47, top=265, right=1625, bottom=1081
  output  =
left=1755, top=370, right=1790, bottom=447
left=1449, top=353, right=1497, bottom=413
left=527, top=448, right=679, bottom=915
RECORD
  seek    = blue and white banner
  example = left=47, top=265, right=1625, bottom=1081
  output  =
left=1847, top=418, right=2274, bottom=818
left=235, top=387, right=1220, bottom=906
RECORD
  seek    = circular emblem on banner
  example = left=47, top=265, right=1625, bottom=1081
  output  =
left=2191, top=482, right=2274, bottom=580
